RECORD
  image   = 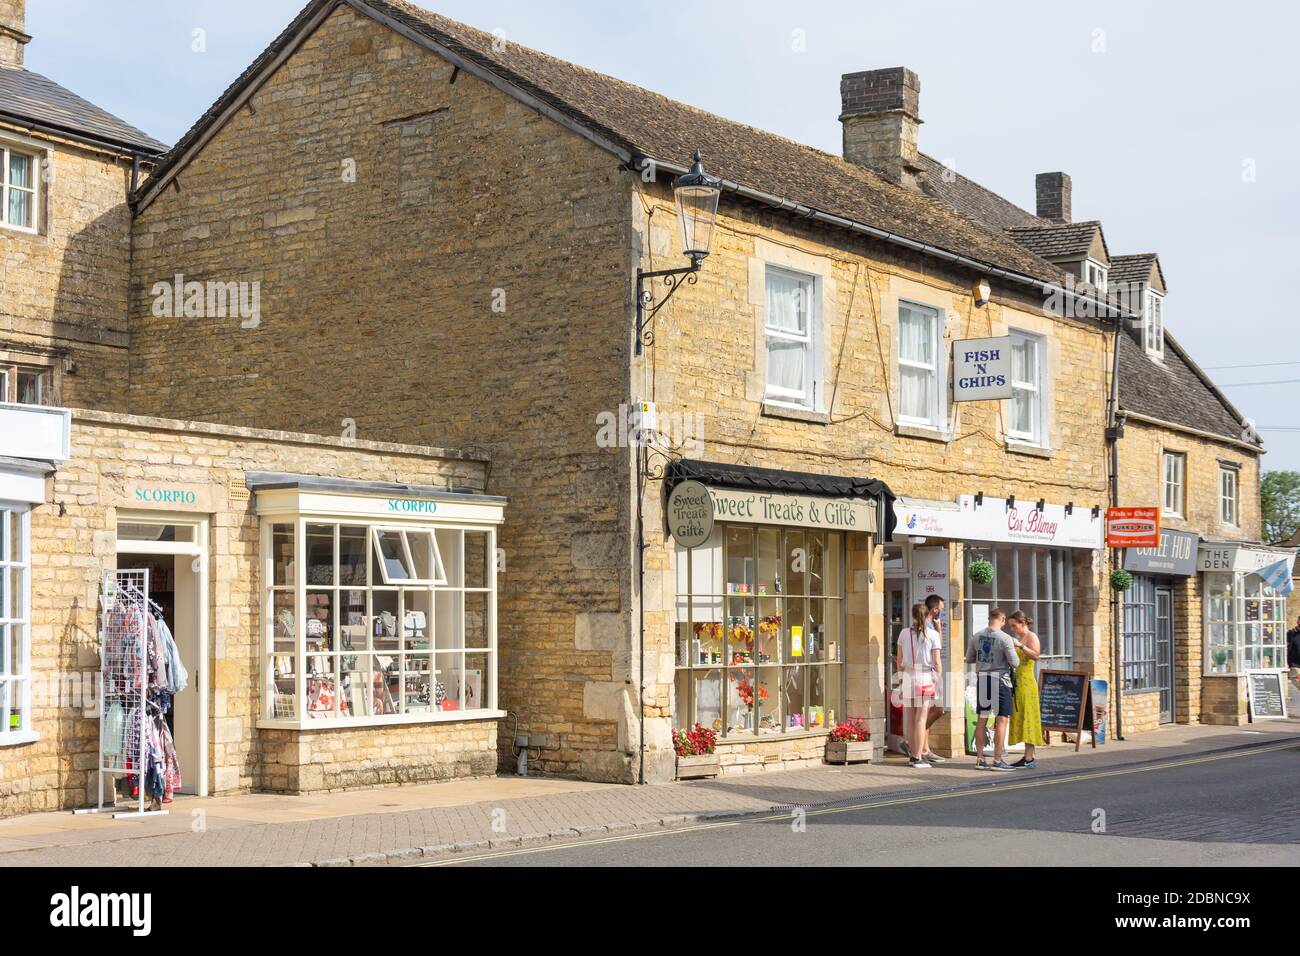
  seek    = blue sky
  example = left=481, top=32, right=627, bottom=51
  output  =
left=24, top=0, right=1300, bottom=472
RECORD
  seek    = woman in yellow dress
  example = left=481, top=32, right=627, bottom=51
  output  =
left=1006, top=611, right=1045, bottom=768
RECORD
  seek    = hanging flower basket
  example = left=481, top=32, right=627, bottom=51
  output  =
left=969, top=559, right=994, bottom=585
left=1110, top=569, right=1135, bottom=592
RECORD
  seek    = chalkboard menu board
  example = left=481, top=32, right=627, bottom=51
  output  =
left=1247, top=670, right=1288, bottom=720
left=1039, top=670, right=1095, bottom=752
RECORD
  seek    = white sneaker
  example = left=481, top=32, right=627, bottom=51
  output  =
left=909, top=758, right=931, bottom=769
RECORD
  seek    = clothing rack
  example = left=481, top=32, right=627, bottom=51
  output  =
left=74, top=568, right=170, bottom=818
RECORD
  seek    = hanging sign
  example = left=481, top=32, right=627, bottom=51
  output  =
left=952, top=336, right=1013, bottom=402
left=1106, top=507, right=1161, bottom=548
left=666, top=480, right=715, bottom=549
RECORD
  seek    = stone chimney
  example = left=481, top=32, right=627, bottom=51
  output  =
left=840, top=67, right=925, bottom=192
left=1035, top=172, right=1072, bottom=223
left=0, top=0, right=29, bottom=69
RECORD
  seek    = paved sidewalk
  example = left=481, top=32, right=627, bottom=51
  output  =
left=1, top=721, right=1295, bottom=866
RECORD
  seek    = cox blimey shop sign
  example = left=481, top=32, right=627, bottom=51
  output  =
left=952, top=336, right=1013, bottom=403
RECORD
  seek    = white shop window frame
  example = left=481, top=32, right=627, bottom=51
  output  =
left=0, top=504, right=33, bottom=745
left=1203, top=571, right=1287, bottom=676
left=0, top=137, right=42, bottom=235
left=257, top=505, right=502, bottom=730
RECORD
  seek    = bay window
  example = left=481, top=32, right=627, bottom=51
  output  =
left=0, top=507, right=31, bottom=742
left=675, top=525, right=845, bottom=737
left=1, top=143, right=38, bottom=232
left=263, top=516, right=498, bottom=726
left=1008, top=330, right=1045, bottom=445
left=1205, top=572, right=1285, bottom=675
left=898, top=301, right=944, bottom=428
left=764, top=265, right=819, bottom=408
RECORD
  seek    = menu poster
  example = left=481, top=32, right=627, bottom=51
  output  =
left=1038, top=670, right=1096, bottom=752
left=1246, top=670, right=1288, bottom=720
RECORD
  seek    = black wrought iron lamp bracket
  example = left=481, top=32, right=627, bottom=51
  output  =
left=635, top=260, right=701, bottom=355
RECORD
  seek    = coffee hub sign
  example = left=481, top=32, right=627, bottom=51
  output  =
left=698, top=487, right=877, bottom=535
left=1124, top=529, right=1200, bottom=577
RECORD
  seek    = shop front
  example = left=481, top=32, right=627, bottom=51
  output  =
left=892, top=494, right=1105, bottom=755
left=0, top=408, right=504, bottom=818
left=666, top=461, right=891, bottom=774
left=1198, top=541, right=1296, bottom=725
left=1120, top=529, right=1200, bottom=732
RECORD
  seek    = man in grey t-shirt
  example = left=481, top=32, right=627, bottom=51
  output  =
left=964, top=608, right=1020, bottom=771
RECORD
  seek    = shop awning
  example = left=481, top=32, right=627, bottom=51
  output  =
left=246, top=472, right=507, bottom=525
left=667, top=459, right=897, bottom=539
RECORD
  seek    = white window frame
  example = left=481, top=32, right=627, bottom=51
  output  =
left=1085, top=260, right=1108, bottom=295
left=1007, top=329, right=1046, bottom=445
left=1144, top=290, right=1165, bottom=360
left=0, top=142, right=40, bottom=235
left=260, top=516, right=499, bottom=730
left=1162, top=451, right=1185, bottom=518
left=0, top=505, right=34, bottom=745
left=897, top=300, right=946, bottom=429
left=1219, top=466, right=1239, bottom=527
left=371, top=526, right=447, bottom=586
left=1203, top=571, right=1286, bottom=676
left=763, top=265, right=821, bottom=410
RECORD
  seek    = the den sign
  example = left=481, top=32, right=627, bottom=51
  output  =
left=953, top=336, right=1013, bottom=402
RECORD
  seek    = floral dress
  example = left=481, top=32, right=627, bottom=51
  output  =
left=1009, top=654, right=1045, bottom=746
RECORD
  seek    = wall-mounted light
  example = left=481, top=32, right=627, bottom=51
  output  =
left=1066, top=502, right=1075, bottom=516
left=1036, top=499, right=1046, bottom=514
left=1006, top=495, right=1016, bottom=511
left=975, top=492, right=984, bottom=508
left=1092, top=506, right=1102, bottom=519
left=973, top=277, right=992, bottom=309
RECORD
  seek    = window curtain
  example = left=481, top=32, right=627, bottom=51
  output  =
left=899, top=306, right=934, bottom=422
left=766, top=271, right=811, bottom=399
left=7, top=152, right=31, bottom=228
left=1010, top=337, right=1038, bottom=437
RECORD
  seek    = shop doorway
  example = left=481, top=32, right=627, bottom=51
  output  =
left=1155, top=587, right=1175, bottom=725
left=116, top=517, right=209, bottom=797
left=884, top=546, right=909, bottom=755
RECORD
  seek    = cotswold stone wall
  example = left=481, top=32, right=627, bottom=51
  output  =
left=0, top=128, right=138, bottom=409
left=0, top=409, right=486, bottom=817
left=128, top=6, right=633, bottom=782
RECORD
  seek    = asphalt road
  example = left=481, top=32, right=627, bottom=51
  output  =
left=420, top=743, right=1300, bottom=867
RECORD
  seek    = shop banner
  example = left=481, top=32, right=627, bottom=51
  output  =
left=1106, top=507, right=1161, bottom=548
left=894, top=495, right=1103, bottom=550
left=1123, top=529, right=1200, bottom=576
left=706, top=487, right=877, bottom=534
left=1198, top=542, right=1297, bottom=575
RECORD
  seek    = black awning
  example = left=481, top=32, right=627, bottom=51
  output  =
left=667, top=459, right=897, bottom=539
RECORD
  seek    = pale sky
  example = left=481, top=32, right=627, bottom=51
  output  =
left=24, top=0, right=1300, bottom=471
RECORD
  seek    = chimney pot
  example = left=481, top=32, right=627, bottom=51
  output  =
left=0, top=0, right=29, bottom=69
left=1036, top=172, right=1072, bottom=223
left=840, top=67, right=925, bottom=192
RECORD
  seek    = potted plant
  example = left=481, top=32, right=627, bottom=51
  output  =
left=825, top=717, right=872, bottom=765
left=673, top=723, right=720, bottom=780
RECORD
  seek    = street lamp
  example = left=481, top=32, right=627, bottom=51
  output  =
left=635, top=149, right=722, bottom=355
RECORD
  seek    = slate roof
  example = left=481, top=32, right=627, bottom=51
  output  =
left=1117, top=327, right=1255, bottom=445
left=915, top=153, right=1046, bottom=230
left=1110, top=253, right=1163, bottom=288
left=1006, top=221, right=1107, bottom=262
left=136, top=0, right=1078, bottom=289
left=0, top=66, right=166, bottom=153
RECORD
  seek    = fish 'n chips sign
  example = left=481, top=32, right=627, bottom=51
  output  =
left=1106, top=507, right=1161, bottom=549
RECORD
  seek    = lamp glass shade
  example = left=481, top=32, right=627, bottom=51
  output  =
left=673, top=150, right=721, bottom=262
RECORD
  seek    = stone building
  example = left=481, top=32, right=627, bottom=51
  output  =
left=1, top=0, right=1288, bottom=814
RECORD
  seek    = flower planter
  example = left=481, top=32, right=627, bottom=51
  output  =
left=825, top=740, right=873, bottom=765
left=676, top=754, right=721, bottom=780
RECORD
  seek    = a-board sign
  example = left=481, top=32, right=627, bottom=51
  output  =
left=1246, top=669, right=1289, bottom=720
left=1039, top=669, right=1096, bottom=752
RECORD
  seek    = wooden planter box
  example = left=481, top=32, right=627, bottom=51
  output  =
left=676, top=754, right=721, bottom=780
left=825, top=740, right=872, bottom=765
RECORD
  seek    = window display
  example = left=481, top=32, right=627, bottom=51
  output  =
left=675, top=525, right=844, bottom=738
left=1204, top=572, right=1286, bottom=675
left=0, top=507, right=30, bottom=740
left=964, top=545, right=1074, bottom=671
left=263, top=520, right=495, bottom=725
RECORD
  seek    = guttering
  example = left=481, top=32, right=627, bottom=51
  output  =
left=0, top=111, right=163, bottom=162
left=1120, top=410, right=1265, bottom=455
left=645, top=156, right=1138, bottom=324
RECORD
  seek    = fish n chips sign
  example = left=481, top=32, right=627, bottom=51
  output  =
left=953, top=336, right=1013, bottom=402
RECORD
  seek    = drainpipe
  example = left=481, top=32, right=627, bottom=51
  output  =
left=1107, top=313, right=1126, bottom=742
left=636, top=441, right=646, bottom=785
